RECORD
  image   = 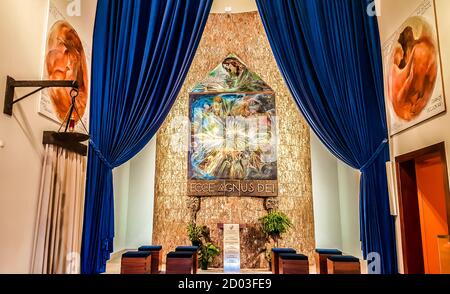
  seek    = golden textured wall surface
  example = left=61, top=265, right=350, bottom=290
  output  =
left=153, top=12, right=315, bottom=268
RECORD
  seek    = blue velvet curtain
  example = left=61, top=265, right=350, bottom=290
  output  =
left=256, top=0, right=397, bottom=273
left=81, top=0, right=212, bottom=274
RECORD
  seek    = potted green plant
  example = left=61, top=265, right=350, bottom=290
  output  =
left=187, top=224, right=220, bottom=270
left=199, top=243, right=220, bottom=270
left=187, top=223, right=203, bottom=247
left=260, top=210, right=293, bottom=269
left=259, top=210, right=293, bottom=247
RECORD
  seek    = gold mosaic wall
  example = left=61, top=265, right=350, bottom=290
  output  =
left=153, top=12, right=315, bottom=268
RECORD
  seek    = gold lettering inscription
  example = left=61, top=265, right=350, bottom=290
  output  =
left=187, top=180, right=277, bottom=197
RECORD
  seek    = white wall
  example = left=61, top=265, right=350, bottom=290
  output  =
left=337, top=161, right=362, bottom=258
left=310, top=131, right=362, bottom=257
left=377, top=0, right=450, bottom=273
left=112, top=137, right=157, bottom=253
left=378, top=1, right=450, bottom=172
left=310, top=131, right=343, bottom=249
left=113, top=162, right=130, bottom=252
left=125, top=138, right=157, bottom=249
left=0, top=0, right=96, bottom=274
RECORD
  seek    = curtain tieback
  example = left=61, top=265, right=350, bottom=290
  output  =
left=360, top=139, right=388, bottom=173
left=89, top=140, right=113, bottom=170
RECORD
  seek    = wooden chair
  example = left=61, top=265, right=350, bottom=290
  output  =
left=165, top=251, right=195, bottom=274
left=121, top=251, right=152, bottom=274
left=327, top=255, right=361, bottom=274
left=314, top=248, right=342, bottom=274
left=271, top=248, right=296, bottom=274
left=175, top=246, right=199, bottom=274
left=278, top=253, right=309, bottom=274
left=138, top=245, right=162, bottom=274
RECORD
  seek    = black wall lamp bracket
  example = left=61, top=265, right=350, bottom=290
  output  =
left=3, top=75, right=79, bottom=116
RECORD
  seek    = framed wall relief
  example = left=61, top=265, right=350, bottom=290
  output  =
left=39, top=0, right=92, bottom=130
left=382, top=0, right=446, bottom=135
left=187, top=55, right=278, bottom=197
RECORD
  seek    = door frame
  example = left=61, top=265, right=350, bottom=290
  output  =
left=395, top=142, right=450, bottom=273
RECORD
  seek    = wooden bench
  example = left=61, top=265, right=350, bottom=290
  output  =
left=166, top=251, right=195, bottom=274
left=175, top=246, right=199, bottom=274
left=327, top=255, right=361, bottom=274
left=271, top=248, right=296, bottom=274
left=121, top=251, right=152, bottom=274
left=138, top=245, right=162, bottom=274
left=315, top=248, right=342, bottom=274
left=278, top=253, right=309, bottom=274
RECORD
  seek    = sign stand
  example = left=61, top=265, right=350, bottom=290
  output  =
left=223, top=224, right=241, bottom=273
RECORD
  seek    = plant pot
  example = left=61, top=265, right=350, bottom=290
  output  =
left=201, top=260, right=209, bottom=270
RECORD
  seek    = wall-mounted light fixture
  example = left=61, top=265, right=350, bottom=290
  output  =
left=3, top=75, right=78, bottom=116
left=3, top=75, right=88, bottom=156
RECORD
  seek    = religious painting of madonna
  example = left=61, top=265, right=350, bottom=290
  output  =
left=188, top=55, right=278, bottom=197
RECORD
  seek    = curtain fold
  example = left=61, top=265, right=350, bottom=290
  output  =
left=81, top=0, right=212, bottom=274
left=32, top=145, right=86, bottom=274
left=256, top=0, right=397, bottom=273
